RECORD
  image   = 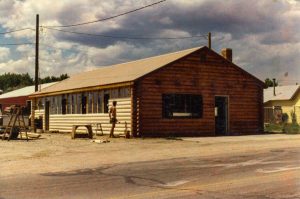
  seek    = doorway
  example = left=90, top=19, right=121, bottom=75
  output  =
left=215, top=96, right=228, bottom=136
left=45, top=101, right=50, bottom=131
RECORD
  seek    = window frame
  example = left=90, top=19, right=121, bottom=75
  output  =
left=162, top=93, right=203, bottom=119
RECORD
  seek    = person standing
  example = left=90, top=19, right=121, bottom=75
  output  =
left=109, top=101, right=117, bottom=138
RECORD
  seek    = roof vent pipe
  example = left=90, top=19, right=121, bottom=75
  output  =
left=221, top=48, right=232, bottom=62
left=273, top=78, right=276, bottom=96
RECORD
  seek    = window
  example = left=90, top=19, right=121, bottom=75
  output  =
left=97, top=92, right=103, bottom=113
left=67, top=94, right=71, bottom=114
left=81, top=94, right=87, bottom=114
left=162, top=94, right=203, bottom=118
left=37, top=98, right=44, bottom=110
left=76, top=94, right=81, bottom=114
left=88, top=92, right=93, bottom=113
left=71, top=94, right=75, bottom=114
left=50, top=97, right=56, bottom=115
left=24, top=100, right=31, bottom=115
left=62, top=98, right=67, bottom=115
left=93, top=92, right=98, bottom=113
left=57, top=96, right=62, bottom=114
left=104, top=94, right=110, bottom=113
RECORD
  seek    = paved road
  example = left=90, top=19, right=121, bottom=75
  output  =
left=1, top=147, right=300, bottom=199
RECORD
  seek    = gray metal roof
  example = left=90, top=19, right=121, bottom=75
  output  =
left=264, top=85, right=300, bottom=103
left=0, top=82, right=58, bottom=99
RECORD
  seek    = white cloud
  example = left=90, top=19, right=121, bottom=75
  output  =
left=0, top=0, right=299, bottom=84
left=0, top=47, right=10, bottom=61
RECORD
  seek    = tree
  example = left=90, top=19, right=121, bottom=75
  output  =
left=0, top=73, right=69, bottom=93
left=265, top=78, right=278, bottom=88
left=39, top=73, right=69, bottom=84
left=0, top=73, right=33, bottom=92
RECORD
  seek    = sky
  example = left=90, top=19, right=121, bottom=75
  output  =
left=0, top=0, right=299, bottom=85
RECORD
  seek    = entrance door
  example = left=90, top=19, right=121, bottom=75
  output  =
left=45, top=101, right=50, bottom=131
left=215, top=96, right=228, bottom=136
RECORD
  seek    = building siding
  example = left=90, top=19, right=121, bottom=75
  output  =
left=264, top=96, right=300, bottom=124
left=0, top=96, right=29, bottom=110
left=43, top=98, right=131, bottom=134
left=136, top=48, right=263, bottom=136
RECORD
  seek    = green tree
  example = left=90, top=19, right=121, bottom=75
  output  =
left=0, top=73, right=69, bottom=93
left=0, top=73, right=33, bottom=92
left=39, top=73, right=69, bottom=84
left=265, top=78, right=278, bottom=88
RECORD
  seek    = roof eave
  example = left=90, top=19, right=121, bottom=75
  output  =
left=290, top=86, right=300, bottom=100
left=29, top=81, right=134, bottom=98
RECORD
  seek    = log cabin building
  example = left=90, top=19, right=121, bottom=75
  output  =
left=30, top=46, right=264, bottom=136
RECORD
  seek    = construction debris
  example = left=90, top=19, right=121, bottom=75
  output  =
left=1, top=105, right=29, bottom=141
left=90, top=139, right=110, bottom=144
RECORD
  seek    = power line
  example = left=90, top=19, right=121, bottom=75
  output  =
left=42, top=27, right=207, bottom=40
left=41, top=0, right=166, bottom=28
left=0, top=28, right=35, bottom=35
left=0, top=42, right=35, bottom=46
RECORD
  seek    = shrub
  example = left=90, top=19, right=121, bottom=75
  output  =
left=282, top=113, right=289, bottom=124
left=285, top=123, right=300, bottom=134
left=290, top=110, right=297, bottom=124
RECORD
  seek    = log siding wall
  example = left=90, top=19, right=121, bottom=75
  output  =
left=36, top=98, right=131, bottom=135
left=47, top=98, right=131, bottom=134
left=49, top=98, right=131, bottom=134
left=136, top=48, right=264, bottom=136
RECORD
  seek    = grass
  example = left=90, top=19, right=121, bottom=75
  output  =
left=265, top=123, right=300, bottom=134
left=283, top=123, right=300, bottom=134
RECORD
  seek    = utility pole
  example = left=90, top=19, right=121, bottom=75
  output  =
left=31, top=14, right=39, bottom=133
left=208, top=32, right=211, bottom=49
left=35, top=14, right=39, bottom=92
left=273, top=78, right=276, bottom=96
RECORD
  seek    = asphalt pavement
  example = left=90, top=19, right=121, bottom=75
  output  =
left=1, top=147, right=300, bottom=199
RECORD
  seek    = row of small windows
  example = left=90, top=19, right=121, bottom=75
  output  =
left=37, top=87, right=130, bottom=115
left=36, top=91, right=203, bottom=118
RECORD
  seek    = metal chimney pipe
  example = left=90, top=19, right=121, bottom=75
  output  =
left=273, top=78, right=276, bottom=96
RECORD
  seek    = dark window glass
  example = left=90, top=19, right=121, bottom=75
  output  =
left=104, top=94, right=109, bottom=113
left=92, top=92, right=97, bottom=113
left=62, top=98, right=67, bottom=115
left=81, top=95, right=87, bottom=114
left=24, top=100, right=31, bottom=115
left=71, top=95, right=75, bottom=114
left=87, top=92, right=93, bottom=113
left=67, top=95, right=71, bottom=114
left=162, top=94, right=203, bottom=118
left=77, top=94, right=81, bottom=114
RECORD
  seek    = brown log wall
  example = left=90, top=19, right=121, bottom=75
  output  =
left=135, top=48, right=264, bottom=137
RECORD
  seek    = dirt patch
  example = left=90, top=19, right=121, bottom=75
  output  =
left=0, top=133, right=300, bottom=177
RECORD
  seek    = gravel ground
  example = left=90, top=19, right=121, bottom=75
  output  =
left=1, top=133, right=300, bottom=177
